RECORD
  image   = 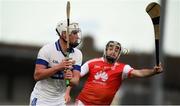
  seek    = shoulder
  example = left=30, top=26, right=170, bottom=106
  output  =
left=86, top=57, right=103, bottom=64
left=115, top=62, right=132, bottom=70
left=73, top=48, right=82, bottom=54
left=117, top=63, right=133, bottom=72
left=72, top=48, right=83, bottom=59
left=115, top=62, right=126, bottom=67
left=37, top=42, right=55, bottom=56
left=39, top=42, right=54, bottom=51
left=41, top=42, right=54, bottom=49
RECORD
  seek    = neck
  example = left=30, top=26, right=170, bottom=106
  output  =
left=104, top=55, right=118, bottom=64
left=59, top=38, right=67, bottom=53
left=103, top=58, right=113, bottom=64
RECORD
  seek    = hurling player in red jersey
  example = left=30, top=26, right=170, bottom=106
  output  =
left=66, top=40, right=163, bottom=105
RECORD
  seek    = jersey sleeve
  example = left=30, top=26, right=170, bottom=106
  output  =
left=122, top=64, right=134, bottom=80
left=72, top=49, right=83, bottom=72
left=35, top=45, right=49, bottom=68
left=80, top=61, right=89, bottom=77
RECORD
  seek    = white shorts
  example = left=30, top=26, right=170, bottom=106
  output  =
left=30, top=92, right=66, bottom=106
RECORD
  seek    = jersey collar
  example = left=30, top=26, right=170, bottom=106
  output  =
left=55, top=40, right=74, bottom=56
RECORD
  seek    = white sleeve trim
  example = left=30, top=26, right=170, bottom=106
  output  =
left=122, top=64, right=133, bottom=80
left=80, top=61, right=89, bottom=77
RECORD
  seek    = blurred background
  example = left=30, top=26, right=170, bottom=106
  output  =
left=0, top=0, right=180, bottom=105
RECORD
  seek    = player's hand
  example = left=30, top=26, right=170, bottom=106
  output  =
left=64, top=91, right=71, bottom=104
left=60, top=58, right=75, bottom=70
left=64, top=69, right=73, bottom=80
left=154, top=63, right=163, bottom=73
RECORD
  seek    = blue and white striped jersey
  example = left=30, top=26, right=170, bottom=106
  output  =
left=31, top=40, right=82, bottom=104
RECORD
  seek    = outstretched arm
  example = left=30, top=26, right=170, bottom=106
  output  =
left=129, top=64, right=163, bottom=78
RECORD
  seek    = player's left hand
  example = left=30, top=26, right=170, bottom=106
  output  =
left=154, top=63, right=163, bottom=73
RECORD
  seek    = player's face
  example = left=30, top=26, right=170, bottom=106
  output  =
left=69, top=30, right=81, bottom=48
left=106, top=43, right=121, bottom=59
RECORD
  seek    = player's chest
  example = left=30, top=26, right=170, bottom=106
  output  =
left=88, top=64, right=123, bottom=82
left=49, top=52, right=74, bottom=66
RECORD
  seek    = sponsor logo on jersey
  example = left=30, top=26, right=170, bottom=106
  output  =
left=94, top=71, right=108, bottom=82
left=103, top=66, right=111, bottom=70
left=52, top=60, right=59, bottom=64
left=94, top=65, right=101, bottom=69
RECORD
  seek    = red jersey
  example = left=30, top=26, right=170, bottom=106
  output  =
left=77, top=57, right=133, bottom=105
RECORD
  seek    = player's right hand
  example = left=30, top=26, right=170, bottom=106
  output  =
left=154, top=63, right=163, bottom=73
left=59, top=58, right=75, bottom=70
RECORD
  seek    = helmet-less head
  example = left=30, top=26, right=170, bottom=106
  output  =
left=56, top=20, right=82, bottom=48
left=103, top=41, right=121, bottom=64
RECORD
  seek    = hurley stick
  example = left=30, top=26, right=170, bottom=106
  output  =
left=65, top=1, right=71, bottom=86
left=146, top=2, right=160, bottom=66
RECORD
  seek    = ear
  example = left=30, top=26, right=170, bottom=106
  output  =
left=61, top=31, right=67, bottom=39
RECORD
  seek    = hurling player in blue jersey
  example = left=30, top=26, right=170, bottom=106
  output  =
left=30, top=20, right=83, bottom=106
